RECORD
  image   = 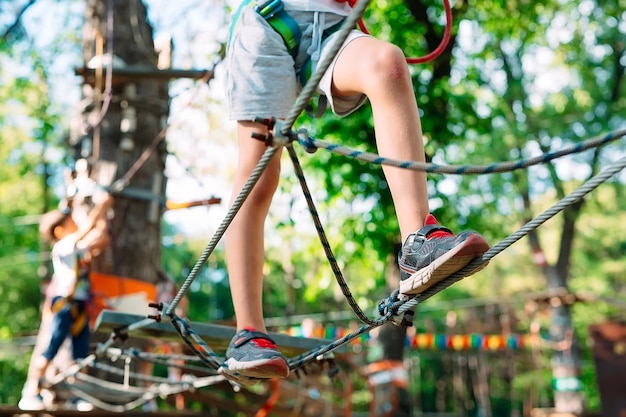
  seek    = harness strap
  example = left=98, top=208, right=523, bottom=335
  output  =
left=49, top=252, right=92, bottom=337
left=297, top=18, right=345, bottom=86
left=255, top=0, right=302, bottom=59
left=50, top=297, right=89, bottom=336
left=255, top=0, right=344, bottom=84
left=70, top=305, right=89, bottom=336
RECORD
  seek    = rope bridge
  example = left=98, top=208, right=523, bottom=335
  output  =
left=75, top=123, right=624, bottom=404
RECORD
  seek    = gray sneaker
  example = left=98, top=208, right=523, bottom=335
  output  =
left=398, top=214, right=490, bottom=295
left=223, top=328, right=289, bottom=379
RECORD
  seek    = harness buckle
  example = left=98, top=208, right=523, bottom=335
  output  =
left=254, top=0, right=301, bottom=58
left=255, top=0, right=284, bottom=19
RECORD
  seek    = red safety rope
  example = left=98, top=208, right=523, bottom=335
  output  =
left=254, top=378, right=281, bottom=417
left=337, top=0, right=453, bottom=64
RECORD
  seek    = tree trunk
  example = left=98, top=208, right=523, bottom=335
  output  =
left=79, top=0, right=169, bottom=283
left=75, top=0, right=169, bottom=392
left=24, top=2, right=169, bottom=404
left=527, top=207, right=584, bottom=414
left=368, top=247, right=412, bottom=417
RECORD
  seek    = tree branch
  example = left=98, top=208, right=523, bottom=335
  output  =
left=1, top=0, right=38, bottom=40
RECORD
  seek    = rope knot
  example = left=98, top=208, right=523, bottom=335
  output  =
left=378, top=290, right=414, bottom=327
left=297, top=129, right=317, bottom=154
left=377, top=290, right=401, bottom=316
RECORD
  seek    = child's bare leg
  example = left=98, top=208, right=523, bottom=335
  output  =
left=332, top=37, right=489, bottom=295
left=226, top=121, right=282, bottom=334
left=222, top=121, right=289, bottom=379
left=331, top=37, right=430, bottom=241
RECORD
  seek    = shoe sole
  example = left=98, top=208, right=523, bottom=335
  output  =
left=224, top=357, right=290, bottom=379
left=399, top=234, right=490, bottom=296
left=18, top=400, right=45, bottom=411
left=218, top=367, right=261, bottom=386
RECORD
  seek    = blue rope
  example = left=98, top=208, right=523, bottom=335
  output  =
left=297, top=128, right=625, bottom=174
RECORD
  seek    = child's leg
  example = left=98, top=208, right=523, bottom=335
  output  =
left=226, top=121, right=282, bottom=334
left=331, top=37, right=490, bottom=295
left=330, top=37, right=430, bottom=242
left=223, top=121, right=290, bottom=379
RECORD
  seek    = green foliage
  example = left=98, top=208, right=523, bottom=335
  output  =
left=162, top=228, right=234, bottom=323
left=0, top=352, right=31, bottom=405
left=1, top=3, right=85, bottom=401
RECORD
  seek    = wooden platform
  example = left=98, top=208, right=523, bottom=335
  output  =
left=94, top=310, right=345, bottom=357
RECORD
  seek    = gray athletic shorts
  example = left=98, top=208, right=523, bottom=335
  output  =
left=226, top=5, right=369, bottom=121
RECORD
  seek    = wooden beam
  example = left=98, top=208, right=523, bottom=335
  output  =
left=75, top=66, right=211, bottom=82
left=94, top=310, right=344, bottom=357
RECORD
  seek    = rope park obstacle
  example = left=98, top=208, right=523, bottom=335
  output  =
left=155, top=0, right=626, bottom=388
left=29, top=0, right=626, bottom=412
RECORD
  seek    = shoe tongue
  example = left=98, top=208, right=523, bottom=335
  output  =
left=424, top=214, right=438, bottom=226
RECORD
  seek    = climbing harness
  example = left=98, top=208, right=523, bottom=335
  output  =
left=245, top=0, right=452, bottom=118
left=252, top=0, right=339, bottom=117
left=50, top=296, right=89, bottom=337
left=50, top=254, right=92, bottom=336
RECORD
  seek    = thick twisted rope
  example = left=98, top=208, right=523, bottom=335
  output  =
left=64, top=371, right=223, bottom=413
left=297, top=128, right=625, bottom=174
left=288, top=314, right=390, bottom=370
left=85, top=155, right=624, bottom=387
left=287, top=145, right=376, bottom=325
left=289, top=154, right=626, bottom=369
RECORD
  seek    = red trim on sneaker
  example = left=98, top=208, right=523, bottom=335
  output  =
left=241, top=327, right=279, bottom=348
left=252, top=338, right=279, bottom=349
left=424, top=214, right=453, bottom=239
left=424, top=214, right=438, bottom=226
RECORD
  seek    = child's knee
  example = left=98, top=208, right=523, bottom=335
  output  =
left=367, top=43, right=410, bottom=84
left=253, top=166, right=281, bottom=201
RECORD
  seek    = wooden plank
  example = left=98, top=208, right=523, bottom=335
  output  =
left=94, top=310, right=344, bottom=357
left=75, top=66, right=210, bottom=81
